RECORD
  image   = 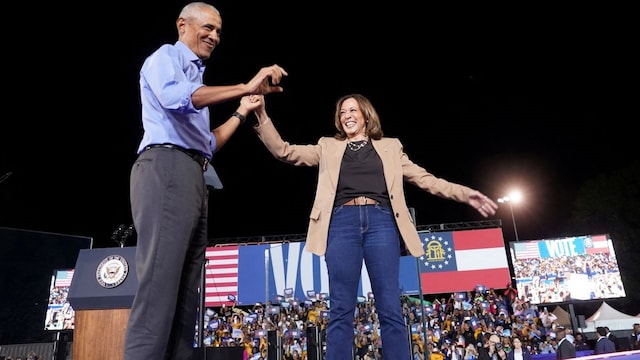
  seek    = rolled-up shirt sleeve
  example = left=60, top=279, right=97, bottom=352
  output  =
left=141, top=44, right=203, bottom=114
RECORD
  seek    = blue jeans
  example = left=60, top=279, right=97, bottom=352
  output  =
left=324, top=204, right=410, bottom=360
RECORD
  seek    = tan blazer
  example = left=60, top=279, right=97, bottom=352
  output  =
left=254, top=119, right=472, bottom=257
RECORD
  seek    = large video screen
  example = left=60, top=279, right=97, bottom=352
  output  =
left=44, top=269, right=76, bottom=330
left=0, top=227, right=92, bottom=344
left=509, top=234, right=626, bottom=304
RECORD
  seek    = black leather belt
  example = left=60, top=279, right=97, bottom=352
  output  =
left=144, top=144, right=209, bottom=171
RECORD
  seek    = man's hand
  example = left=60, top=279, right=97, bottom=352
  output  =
left=246, top=64, right=288, bottom=95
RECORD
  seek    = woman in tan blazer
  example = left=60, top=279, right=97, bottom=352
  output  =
left=246, top=93, right=497, bottom=360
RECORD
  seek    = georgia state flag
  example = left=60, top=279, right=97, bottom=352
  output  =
left=418, top=228, right=510, bottom=293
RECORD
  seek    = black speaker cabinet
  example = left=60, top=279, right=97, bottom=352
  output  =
left=306, top=326, right=320, bottom=360
left=577, top=314, right=587, bottom=328
left=194, top=347, right=245, bottom=359
left=267, top=330, right=282, bottom=360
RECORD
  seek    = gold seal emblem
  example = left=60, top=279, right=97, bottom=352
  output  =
left=96, top=254, right=129, bottom=288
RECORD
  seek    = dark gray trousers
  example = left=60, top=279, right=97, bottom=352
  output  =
left=124, top=147, right=208, bottom=360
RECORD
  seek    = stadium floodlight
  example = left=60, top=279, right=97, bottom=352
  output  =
left=498, top=191, right=522, bottom=242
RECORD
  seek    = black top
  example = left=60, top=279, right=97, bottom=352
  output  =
left=334, top=141, right=391, bottom=207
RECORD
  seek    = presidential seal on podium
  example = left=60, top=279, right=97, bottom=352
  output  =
left=96, top=254, right=129, bottom=288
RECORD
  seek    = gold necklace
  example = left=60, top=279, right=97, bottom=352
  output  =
left=347, top=137, right=368, bottom=151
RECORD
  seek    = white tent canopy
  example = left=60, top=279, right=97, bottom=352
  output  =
left=581, top=301, right=639, bottom=332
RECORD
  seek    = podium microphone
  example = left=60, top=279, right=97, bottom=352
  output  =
left=122, top=224, right=135, bottom=243
left=111, top=224, right=126, bottom=246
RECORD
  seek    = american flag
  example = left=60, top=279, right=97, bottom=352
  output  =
left=54, top=269, right=74, bottom=287
left=205, top=245, right=239, bottom=307
left=513, top=241, right=540, bottom=259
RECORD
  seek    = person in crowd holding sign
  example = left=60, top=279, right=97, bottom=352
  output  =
left=246, top=93, right=498, bottom=359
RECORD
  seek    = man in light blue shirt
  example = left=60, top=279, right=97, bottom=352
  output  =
left=124, top=2, right=287, bottom=359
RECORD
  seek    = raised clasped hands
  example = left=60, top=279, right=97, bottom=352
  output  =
left=239, top=94, right=266, bottom=120
left=247, top=64, right=288, bottom=95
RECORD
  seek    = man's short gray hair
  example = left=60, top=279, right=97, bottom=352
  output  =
left=179, top=2, right=219, bottom=18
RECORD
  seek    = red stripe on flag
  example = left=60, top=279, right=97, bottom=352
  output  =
left=452, top=228, right=505, bottom=250
left=592, top=234, right=608, bottom=248
left=208, top=254, right=239, bottom=260
left=420, top=268, right=511, bottom=294
left=207, top=263, right=236, bottom=270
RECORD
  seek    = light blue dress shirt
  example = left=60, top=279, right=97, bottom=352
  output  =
left=136, top=41, right=216, bottom=158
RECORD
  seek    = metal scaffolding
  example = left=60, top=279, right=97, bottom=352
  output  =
left=208, top=219, right=503, bottom=246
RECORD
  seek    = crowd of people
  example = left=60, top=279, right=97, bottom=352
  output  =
left=43, top=286, right=74, bottom=331
left=513, top=252, right=626, bottom=304
left=2, top=351, right=40, bottom=360
left=196, top=287, right=639, bottom=359
left=5, top=286, right=639, bottom=360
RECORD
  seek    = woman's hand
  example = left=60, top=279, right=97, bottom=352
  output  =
left=468, top=190, right=498, bottom=217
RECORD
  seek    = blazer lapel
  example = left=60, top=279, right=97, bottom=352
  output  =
left=327, top=139, right=347, bottom=188
left=371, top=139, right=395, bottom=189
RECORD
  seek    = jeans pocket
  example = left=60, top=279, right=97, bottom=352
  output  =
left=374, top=203, right=392, bottom=215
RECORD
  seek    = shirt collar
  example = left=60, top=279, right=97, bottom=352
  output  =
left=175, top=41, right=205, bottom=69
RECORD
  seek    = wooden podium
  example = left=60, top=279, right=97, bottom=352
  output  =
left=68, top=247, right=138, bottom=360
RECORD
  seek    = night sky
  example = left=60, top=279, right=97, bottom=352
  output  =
left=1, top=1, right=637, bottom=344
